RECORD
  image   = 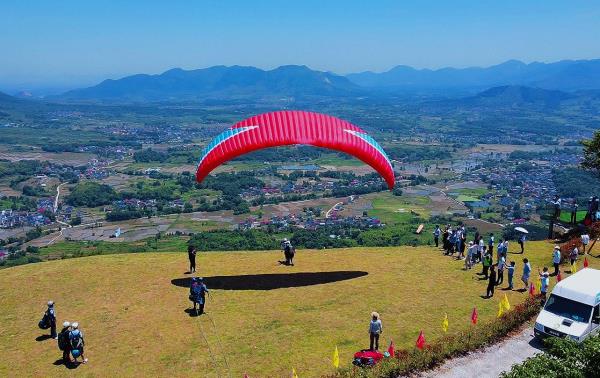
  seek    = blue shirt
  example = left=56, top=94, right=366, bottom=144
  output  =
left=523, top=263, right=531, bottom=276
left=369, top=319, right=382, bottom=334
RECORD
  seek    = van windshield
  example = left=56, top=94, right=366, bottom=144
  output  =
left=544, top=294, right=593, bottom=323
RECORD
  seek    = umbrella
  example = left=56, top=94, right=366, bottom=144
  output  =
left=514, top=227, right=529, bottom=234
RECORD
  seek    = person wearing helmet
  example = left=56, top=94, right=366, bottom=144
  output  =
left=45, top=301, right=57, bottom=339
left=281, top=238, right=295, bottom=266
left=69, top=322, right=88, bottom=364
left=189, top=277, right=209, bottom=315
left=57, top=321, right=72, bottom=364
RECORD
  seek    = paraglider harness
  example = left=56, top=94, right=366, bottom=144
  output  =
left=189, top=280, right=208, bottom=304
left=58, top=328, right=71, bottom=351
left=38, top=307, right=54, bottom=330
left=352, top=349, right=385, bottom=367
left=69, top=330, right=84, bottom=358
left=38, top=313, right=50, bottom=329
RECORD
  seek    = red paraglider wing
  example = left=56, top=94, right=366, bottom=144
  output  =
left=196, top=110, right=395, bottom=189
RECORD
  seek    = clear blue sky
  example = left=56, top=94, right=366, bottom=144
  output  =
left=1, top=0, right=600, bottom=91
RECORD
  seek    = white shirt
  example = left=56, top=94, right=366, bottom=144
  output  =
left=582, top=235, right=590, bottom=245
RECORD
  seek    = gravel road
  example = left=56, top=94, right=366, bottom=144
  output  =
left=416, top=326, right=544, bottom=378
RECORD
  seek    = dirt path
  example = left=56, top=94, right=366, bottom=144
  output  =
left=416, top=326, right=543, bottom=378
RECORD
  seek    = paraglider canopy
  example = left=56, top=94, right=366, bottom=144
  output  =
left=196, top=110, right=395, bottom=189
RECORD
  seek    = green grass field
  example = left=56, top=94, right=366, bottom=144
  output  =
left=559, top=210, right=587, bottom=223
left=368, top=192, right=430, bottom=226
left=2, top=241, right=595, bottom=377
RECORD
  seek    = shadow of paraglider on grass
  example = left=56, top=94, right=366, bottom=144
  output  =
left=170, top=271, right=368, bottom=291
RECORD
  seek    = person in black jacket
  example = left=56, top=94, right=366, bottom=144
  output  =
left=485, top=265, right=497, bottom=298
left=57, top=321, right=72, bottom=364
left=187, top=245, right=197, bottom=273
left=45, top=301, right=57, bottom=339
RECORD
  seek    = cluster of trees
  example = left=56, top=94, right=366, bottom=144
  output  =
left=552, top=167, right=600, bottom=200
left=0, top=160, right=42, bottom=178
left=66, top=182, right=118, bottom=207
left=133, top=148, right=168, bottom=163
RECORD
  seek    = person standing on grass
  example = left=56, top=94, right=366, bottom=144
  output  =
left=45, top=301, right=57, bottom=339
left=488, top=233, right=495, bottom=256
left=497, top=254, right=506, bottom=286
left=187, top=245, right=197, bottom=273
left=69, top=322, right=88, bottom=364
left=486, top=265, right=497, bottom=298
left=189, top=277, right=209, bottom=315
left=539, top=267, right=550, bottom=304
left=581, top=234, right=590, bottom=254
left=518, top=234, right=526, bottom=254
left=570, top=201, right=578, bottom=225
left=552, top=195, right=562, bottom=220
left=454, top=227, right=464, bottom=260
left=464, top=241, right=474, bottom=270
left=482, top=248, right=492, bottom=279
left=522, top=258, right=531, bottom=291
left=442, top=226, right=450, bottom=253
left=569, top=246, right=579, bottom=267
left=507, top=261, right=516, bottom=290
left=433, top=225, right=441, bottom=248
left=478, top=237, right=485, bottom=262
left=552, top=245, right=561, bottom=276
left=57, top=321, right=72, bottom=365
left=369, top=312, right=382, bottom=351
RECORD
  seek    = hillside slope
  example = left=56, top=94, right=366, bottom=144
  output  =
left=0, top=242, right=593, bottom=376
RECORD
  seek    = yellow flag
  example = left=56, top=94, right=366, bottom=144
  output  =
left=572, top=262, right=578, bottom=274
left=534, top=278, right=541, bottom=294
left=497, top=301, right=504, bottom=318
left=292, top=368, right=298, bottom=378
left=332, top=345, right=339, bottom=368
left=441, top=313, right=449, bottom=333
left=502, top=294, right=511, bottom=311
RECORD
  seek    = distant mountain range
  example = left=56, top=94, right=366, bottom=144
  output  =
left=347, top=59, right=600, bottom=91
left=56, top=65, right=359, bottom=102
left=28, top=58, right=600, bottom=103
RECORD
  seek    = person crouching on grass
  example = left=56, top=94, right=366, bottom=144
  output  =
left=369, top=312, right=382, bottom=351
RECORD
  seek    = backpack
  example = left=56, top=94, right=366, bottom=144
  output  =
left=38, top=313, right=50, bottom=330
left=57, top=330, right=68, bottom=351
left=70, top=332, right=83, bottom=350
left=352, top=349, right=384, bottom=367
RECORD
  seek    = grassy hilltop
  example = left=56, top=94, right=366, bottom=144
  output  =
left=0, top=241, right=597, bottom=377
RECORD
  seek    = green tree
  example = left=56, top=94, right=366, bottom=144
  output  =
left=581, top=130, right=600, bottom=175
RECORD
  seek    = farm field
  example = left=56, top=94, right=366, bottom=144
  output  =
left=1, top=241, right=596, bottom=377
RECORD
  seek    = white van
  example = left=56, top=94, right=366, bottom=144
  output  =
left=534, top=268, right=600, bottom=342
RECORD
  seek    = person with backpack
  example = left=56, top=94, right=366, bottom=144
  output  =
left=282, top=238, right=295, bottom=266
left=189, top=277, right=209, bottom=315
left=57, top=321, right=72, bottom=364
left=187, top=245, right=197, bottom=273
left=368, top=312, right=382, bottom=351
left=69, top=322, right=87, bottom=364
left=44, top=301, right=57, bottom=339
